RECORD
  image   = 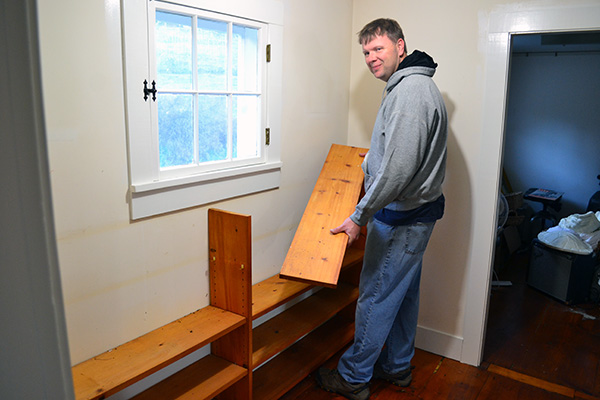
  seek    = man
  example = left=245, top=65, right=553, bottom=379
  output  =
left=317, top=18, right=448, bottom=400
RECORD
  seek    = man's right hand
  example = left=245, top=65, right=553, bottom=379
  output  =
left=331, top=217, right=361, bottom=247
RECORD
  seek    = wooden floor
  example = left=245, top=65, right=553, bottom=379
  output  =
left=280, top=249, right=600, bottom=399
left=484, top=249, right=600, bottom=398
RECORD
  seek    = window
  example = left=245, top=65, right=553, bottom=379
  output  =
left=122, top=0, right=283, bottom=219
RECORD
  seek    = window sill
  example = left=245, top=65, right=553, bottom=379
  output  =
left=129, top=161, right=282, bottom=220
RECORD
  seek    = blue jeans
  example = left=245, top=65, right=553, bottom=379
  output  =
left=337, top=219, right=436, bottom=384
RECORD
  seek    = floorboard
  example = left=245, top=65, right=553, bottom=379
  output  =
left=280, top=247, right=600, bottom=400
left=485, top=249, right=600, bottom=398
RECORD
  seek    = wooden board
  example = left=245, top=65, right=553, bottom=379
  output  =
left=252, top=314, right=356, bottom=400
left=71, top=306, right=245, bottom=400
left=252, top=246, right=364, bottom=320
left=131, top=355, right=247, bottom=400
left=252, top=277, right=313, bottom=320
left=252, top=282, right=359, bottom=367
left=208, top=209, right=253, bottom=400
left=279, top=144, right=367, bottom=288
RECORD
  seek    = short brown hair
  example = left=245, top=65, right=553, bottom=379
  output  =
left=358, top=18, right=406, bottom=50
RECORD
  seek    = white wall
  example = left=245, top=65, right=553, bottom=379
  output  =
left=504, top=52, right=600, bottom=216
left=348, top=0, right=498, bottom=362
left=38, top=0, right=353, bottom=364
left=37, top=0, right=600, bottom=374
left=348, top=0, right=600, bottom=363
left=1, top=1, right=74, bottom=398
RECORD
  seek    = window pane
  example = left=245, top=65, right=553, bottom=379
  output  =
left=197, top=19, right=228, bottom=91
left=198, top=95, right=228, bottom=162
left=158, top=94, right=194, bottom=168
left=232, top=25, right=258, bottom=92
left=155, top=11, right=192, bottom=90
left=233, top=95, right=259, bottom=159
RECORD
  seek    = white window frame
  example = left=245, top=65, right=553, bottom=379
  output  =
left=122, top=0, right=283, bottom=220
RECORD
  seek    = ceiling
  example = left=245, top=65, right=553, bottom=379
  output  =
left=511, top=31, right=600, bottom=53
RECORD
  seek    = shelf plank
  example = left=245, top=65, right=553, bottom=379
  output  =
left=253, top=314, right=356, bottom=400
left=252, top=282, right=359, bottom=367
left=342, top=246, right=366, bottom=269
left=253, top=247, right=364, bottom=320
left=280, top=144, right=367, bottom=288
left=131, top=354, right=247, bottom=400
left=252, top=277, right=312, bottom=320
left=72, top=306, right=245, bottom=400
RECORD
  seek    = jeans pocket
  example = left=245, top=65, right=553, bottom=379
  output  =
left=404, top=222, right=434, bottom=255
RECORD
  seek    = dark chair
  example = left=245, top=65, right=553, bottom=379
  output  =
left=523, top=188, right=563, bottom=231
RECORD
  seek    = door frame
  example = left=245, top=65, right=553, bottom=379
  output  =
left=461, top=3, right=600, bottom=366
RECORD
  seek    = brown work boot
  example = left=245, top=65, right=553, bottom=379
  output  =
left=373, top=365, right=413, bottom=387
left=316, top=368, right=370, bottom=400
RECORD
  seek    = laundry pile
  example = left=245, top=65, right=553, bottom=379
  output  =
left=537, top=211, right=600, bottom=255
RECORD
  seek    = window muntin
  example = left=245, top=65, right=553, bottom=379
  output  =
left=122, top=0, right=283, bottom=220
left=151, top=3, right=266, bottom=179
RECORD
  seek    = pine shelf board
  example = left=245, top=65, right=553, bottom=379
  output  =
left=131, top=354, right=247, bottom=400
left=252, top=278, right=313, bottom=320
left=280, top=144, right=368, bottom=288
left=252, top=282, right=359, bottom=367
left=72, top=306, right=246, bottom=400
left=253, top=246, right=364, bottom=320
left=341, top=246, right=366, bottom=269
left=253, top=314, right=356, bottom=400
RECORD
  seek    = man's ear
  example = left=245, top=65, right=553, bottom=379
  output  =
left=397, top=38, right=405, bottom=55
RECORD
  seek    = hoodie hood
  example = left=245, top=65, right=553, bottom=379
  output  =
left=385, top=50, right=438, bottom=93
left=398, top=50, right=438, bottom=70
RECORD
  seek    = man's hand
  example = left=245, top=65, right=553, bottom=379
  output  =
left=331, top=217, right=361, bottom=247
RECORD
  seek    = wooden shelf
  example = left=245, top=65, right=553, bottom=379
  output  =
left=72, top=209, right=253, bottom=400
left=252, top=246, right=364, bottom=320
left=252, top=282, right=358, bottom=367
left=71, top=145, right=366, bottom=400
left=132, top=354, right=247, bottom=400
left=253, top=314, right=355, bottom=400
left=72, top=306, right=245, bottom=400
left=252, top=277, right=313, bottom=320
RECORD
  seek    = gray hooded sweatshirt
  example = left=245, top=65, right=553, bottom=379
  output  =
left=350, top=51, right=448, bottom=227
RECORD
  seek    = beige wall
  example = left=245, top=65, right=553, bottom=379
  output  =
left=348, top=0, right=498, bottom=359
left=38, top=0, right=353, bottom=364
left=38, top=0, right=600, bottom=368
left=349, top=0, right=600, bottom=363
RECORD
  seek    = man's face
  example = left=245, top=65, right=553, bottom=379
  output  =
left=362, top=34, right=404, bottom=82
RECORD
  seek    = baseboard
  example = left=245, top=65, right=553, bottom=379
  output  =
left=415, top=325, right=463, bottom=361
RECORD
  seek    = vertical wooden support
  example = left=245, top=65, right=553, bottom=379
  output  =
left=208, top=209, right=252, bottom=400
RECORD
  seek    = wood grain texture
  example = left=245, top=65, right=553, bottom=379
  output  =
left=208, top=209, right=253, bottom=400
left=253, top=314, right=356, bottom=400
left=280, top=144, right=368, bottom=287
left=131, top=355, right=247, bottom=400
left=71, top=306, right=245, bottom=400
left=487, top=364, right=576, bottom=398
left=252, top=246, right=365, bottom=320
left=485, top=250, right=600, bottom=398
left=252, top=283, right=359, bottom=367
left=252, top=277, right=313, bottom=320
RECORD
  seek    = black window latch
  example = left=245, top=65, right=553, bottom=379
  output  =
left=143, top=80, right=157, bottom=102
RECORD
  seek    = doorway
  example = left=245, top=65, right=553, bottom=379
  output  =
left=461, top=3, right=600, bottom=368
left=482, top=31, right=600, bottom=396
